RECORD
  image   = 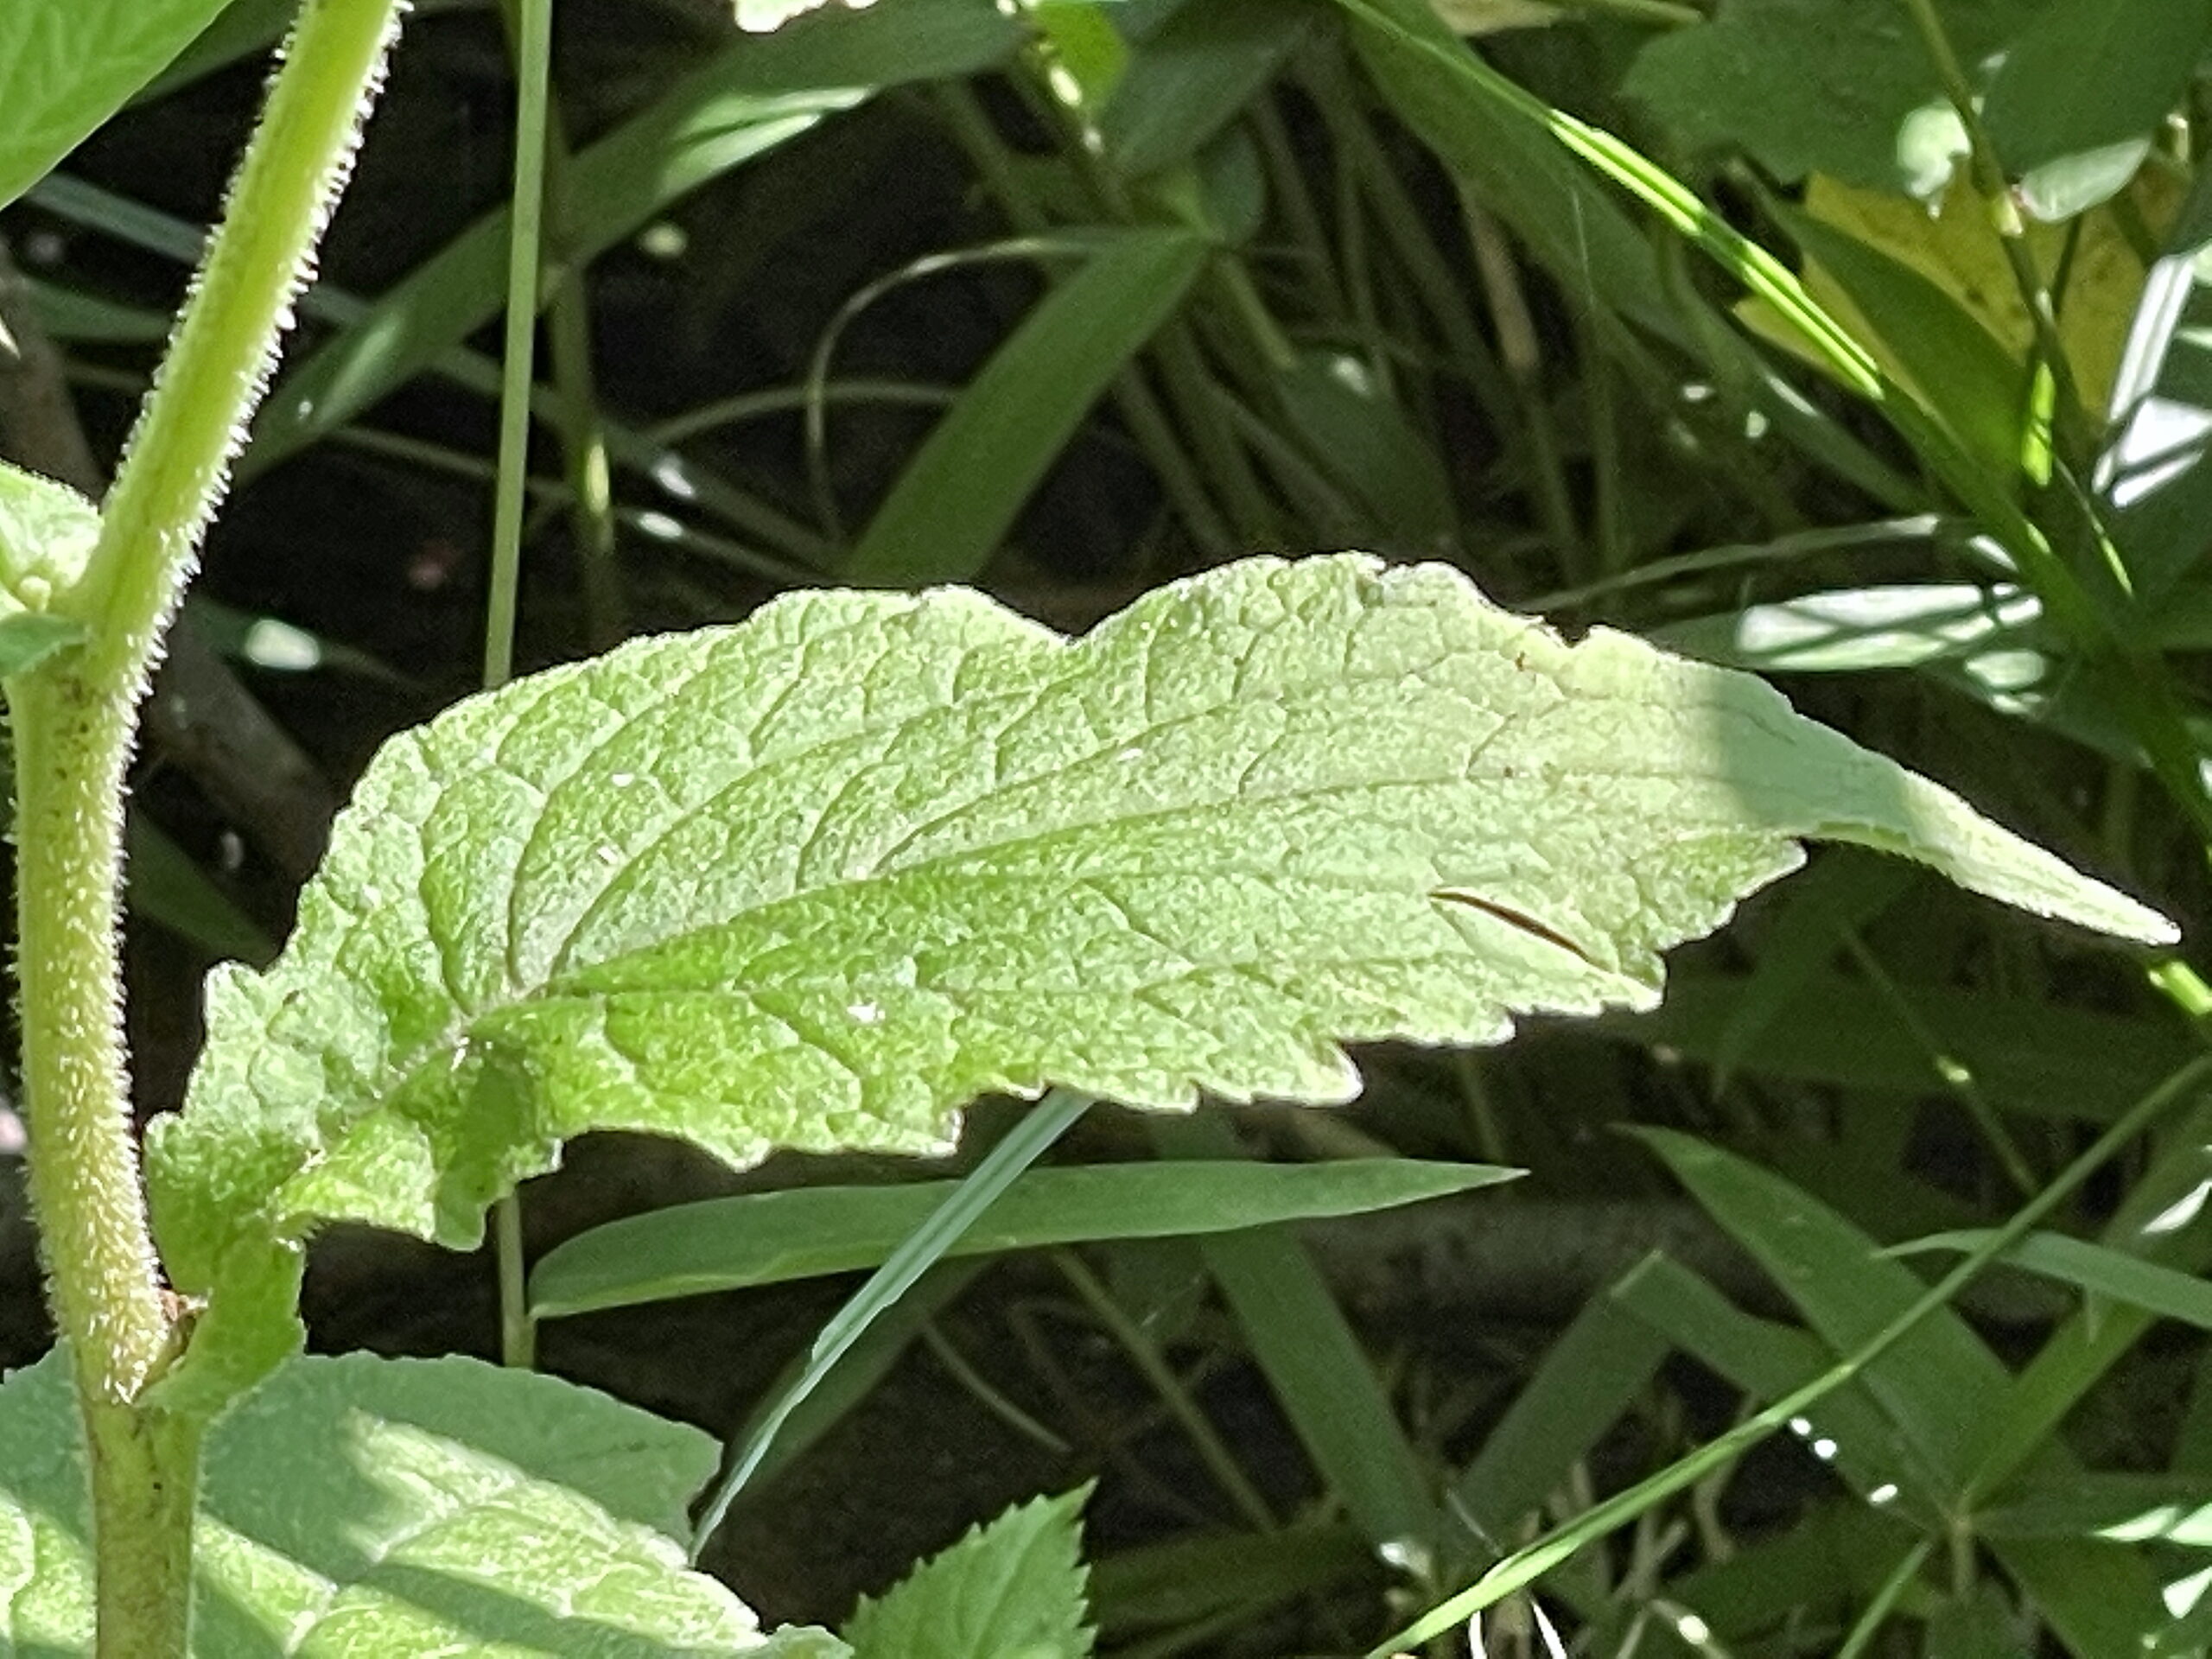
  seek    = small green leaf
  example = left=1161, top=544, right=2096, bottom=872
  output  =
left=0, top=0, right=234, bottom=212
left=843, top=1486, right=1095, bottom=1659
left=147, top=555, right=2174, bottom=1410
left=0, top=1348, right=846, bottom=1656
left=531, top=1157, right=1517, bottom=1317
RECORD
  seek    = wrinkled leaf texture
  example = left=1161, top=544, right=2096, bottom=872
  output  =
left=144, top=555, right=2173, bottom=1409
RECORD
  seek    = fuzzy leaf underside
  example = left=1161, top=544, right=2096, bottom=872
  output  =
left=0, top=1349, right=843, bottom=1656
left=144, top=555, right=2172, bottom=1407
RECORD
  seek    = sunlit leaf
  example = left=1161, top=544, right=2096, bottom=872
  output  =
left=145, top=555, right=2173, bottom=1411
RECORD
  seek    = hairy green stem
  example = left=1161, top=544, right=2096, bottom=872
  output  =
left=7, top=0, right=402, bottom=1649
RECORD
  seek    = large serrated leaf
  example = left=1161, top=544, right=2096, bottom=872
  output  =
left=144, top=554, right=2173, bottom=1408
left=0, top=1348, right=845, bottom=1656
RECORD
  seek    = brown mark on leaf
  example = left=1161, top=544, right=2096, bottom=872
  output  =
left=1432, top=889, right=1601, bottom=969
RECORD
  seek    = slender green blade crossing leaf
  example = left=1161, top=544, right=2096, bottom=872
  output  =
left=531, top=1157, right=1517, bottom=1318
left=146, top=554, right=2175, bottom=1410
left=0, top=1349, right=845, bottom=1656
left=842, top=1486, right=1094, bottom=1659
left=0, top=0, right=233, bottom=213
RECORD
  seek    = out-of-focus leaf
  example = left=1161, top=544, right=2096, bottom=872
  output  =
left=1637, top=1129, right=2012, bottom=1491
left=2101, top=162, right=2212, bottom=594
left=1344, top=0, right=1684, bottom=346
left=1659, top=584, right=2037, bottom=675
left=844, top=228, right=1210, bottom=585
left=1751, top=173, right=2174, bottom=428
left=1606, top=972, right=2192, bottom=1125
left=24, top=277, right=168, bottom=342
left=1611, top=1252, right=1947, bottom=1512
left=1978, top=1473, right=2212, bottom=1544
left=1452, top=1294, right=1670, bottom=1540
left=1155, top=1114, right=1437, bottom=1554
left=1103, top=0, right=1325, bottom=177
left=1274, top=350, right=1458, bottom=555
left=1983, top=0, right=2209, bottom=221
left=1091, top=1522, right=1372, bottom=1639
left=1775, top=203, right=2026, bottom=473
left=531, top=1157, right=1516, bottom=1316
left=1710, top=849, right=1913, bottom=1089
left=1621, top=0, right=2048, bottom=196
left=126, top=816, right=278, bottom=966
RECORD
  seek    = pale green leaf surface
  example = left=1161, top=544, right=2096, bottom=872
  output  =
left=146, top=555, right=2174, bottom=1407
left=842, top=1486, right=1094, bottom=1659
left=0, top=0, right=233, bottom=213
left=0, top=1348, right=845, bottom=1656
left=531, top=1157, right=1518, bottom=1317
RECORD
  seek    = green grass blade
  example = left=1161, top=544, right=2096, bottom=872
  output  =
left=1450, top=1292, right=1671, bottom=1542
left=530, top=1157, right=1516, bottom=1317
left=1890, top=1229, right=2212, bottom=1332
left=1363, top=1056, right=2212, bottom=1656
left=1102, top=0, right=1325, bottom=178
left=687, top=1089, right=1091, bottom=1557
left=1153, top=1113, right=1439, bottom=1558
left=843, top=228, right=1211, bottom=585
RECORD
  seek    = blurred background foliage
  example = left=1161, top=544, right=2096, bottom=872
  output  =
left=6, top=0, right=2212, bottom=1651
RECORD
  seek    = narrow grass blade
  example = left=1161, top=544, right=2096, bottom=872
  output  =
left=531, top=1157, right=1515, bottom=1317
left=1152, top=1113, right=1439, bottom=1560
left=1450, top=1293, right=1670, bottom=1542
left=843, top=228, right=1210, bottom=585
left=1891, top=1230, right=2212, bottom=1333
left=688, top=1089, right=1091, bottom=1558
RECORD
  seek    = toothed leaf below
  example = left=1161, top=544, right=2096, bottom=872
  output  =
left=842, top=1486, right=1094, bottom=1659
left=145, top=554, right=2173, bottom=1407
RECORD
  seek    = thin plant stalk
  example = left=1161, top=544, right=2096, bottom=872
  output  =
left=486, top=0, right=555, bottom=1372
left=9, top=1, right=404, bottom=1649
